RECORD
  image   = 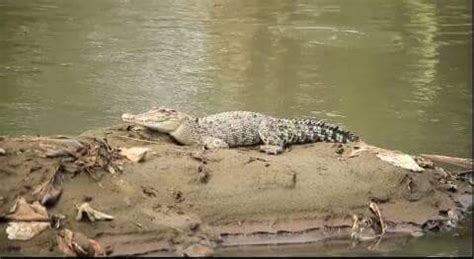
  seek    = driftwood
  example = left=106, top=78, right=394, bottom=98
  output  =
left=419, top=154, right=473, bottom=169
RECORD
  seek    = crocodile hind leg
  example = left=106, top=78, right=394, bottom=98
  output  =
left=258, top=122, right=286, bottom=155
left=202, top=136, right=229, bottom=150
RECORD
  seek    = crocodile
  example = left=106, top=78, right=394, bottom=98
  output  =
left=121, top=107, right=360, bottom=155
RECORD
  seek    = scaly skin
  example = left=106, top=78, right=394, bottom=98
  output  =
left=122, top=107, right=359, bottom=155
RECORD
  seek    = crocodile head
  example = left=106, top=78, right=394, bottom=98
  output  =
left=122, top=107, right=190, bottom=132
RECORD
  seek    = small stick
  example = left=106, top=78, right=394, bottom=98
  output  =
left=115, top=135, right=161, bottom=145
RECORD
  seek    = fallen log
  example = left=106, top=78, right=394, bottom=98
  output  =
left=419, top=154, right=473, bottom=169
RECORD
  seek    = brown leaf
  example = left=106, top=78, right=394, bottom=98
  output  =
left=5, top=197, right=49, bottom=222
left=32, top=165, right=63, bottom=206
left=57, top=229, right=105, bottom=256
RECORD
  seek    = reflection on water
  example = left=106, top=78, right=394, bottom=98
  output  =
left=403, top=0, right=441, bottom=104
left=0, top=0, right=472, bottom=256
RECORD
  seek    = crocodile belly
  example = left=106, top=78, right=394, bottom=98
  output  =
left=198, top=112, right=265, bottom=147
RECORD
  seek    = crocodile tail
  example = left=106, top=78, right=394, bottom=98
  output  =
left=318, top=120, right=359, bottom=143
left=294, top=118, right=359, bottom=143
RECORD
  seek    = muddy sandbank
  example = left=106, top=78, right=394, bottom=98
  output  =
left=0, top=125, right=471, bottom=256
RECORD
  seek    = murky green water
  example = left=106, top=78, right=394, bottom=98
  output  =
left=0, top=0, right=472, bottom=256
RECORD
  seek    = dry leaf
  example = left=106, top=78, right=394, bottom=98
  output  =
left=120, top=147, right=151, bottom=162
left=32, top=165, right=63, bottom=206
left=76, top=203, right=114, bottom=222
left=6, top=197, right=49, bottom=222
left=57, top=229, right=105, bottom=256
left=6, top=221, right=50, bottom=240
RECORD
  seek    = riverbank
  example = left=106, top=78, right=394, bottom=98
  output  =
left=0, top=124, right=472, bottom=256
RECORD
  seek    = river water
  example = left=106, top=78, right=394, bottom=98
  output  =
left=0, top=0, right=472, bottom=256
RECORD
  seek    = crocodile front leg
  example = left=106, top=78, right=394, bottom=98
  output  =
left=202, top=136, right=229, bottom=150
left=258, top=121, right=286, bottom=155
left=259, top=144, right=284, bottom=155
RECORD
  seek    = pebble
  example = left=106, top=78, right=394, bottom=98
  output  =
left=0, top=147, right=6, bottom=155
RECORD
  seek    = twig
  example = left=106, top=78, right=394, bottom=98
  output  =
left=419, top=154, right=473, bottom=169
left=368, top=201, right=386, bottom=250
left=369, top=202, right=386, bottom=235
left=369, top=234, right=384, bottom=250
left=116, top=135, right=161, bottom=145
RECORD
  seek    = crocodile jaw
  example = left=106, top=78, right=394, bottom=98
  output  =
left=121, top=108, right=185, bottom=133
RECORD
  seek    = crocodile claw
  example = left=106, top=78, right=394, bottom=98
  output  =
left=259, top=145, right=284, bottom=155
